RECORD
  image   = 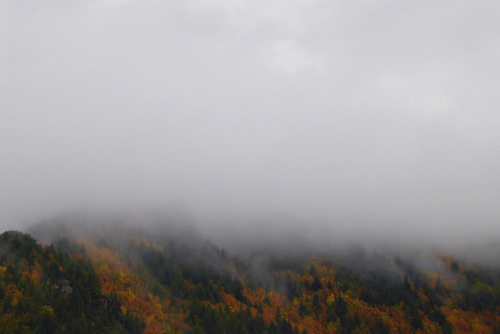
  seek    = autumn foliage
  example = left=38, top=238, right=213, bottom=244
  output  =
left=1, top=225, right=499, bottom=333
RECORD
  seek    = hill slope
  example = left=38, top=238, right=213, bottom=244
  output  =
left=0, top=222, right=499, bottom=333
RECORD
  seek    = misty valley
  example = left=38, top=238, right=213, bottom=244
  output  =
left=0, top=219, right=498, bottom=333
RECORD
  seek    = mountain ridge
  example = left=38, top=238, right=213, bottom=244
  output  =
left=0, top=220, right=498, bottom=333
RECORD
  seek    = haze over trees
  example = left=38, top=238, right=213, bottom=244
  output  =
left=1, top=0, right=500, bottom=332
left=0, top=220, right=498, bottom=333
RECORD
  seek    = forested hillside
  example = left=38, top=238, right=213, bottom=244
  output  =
left=0, top=222, right=499, bottom=333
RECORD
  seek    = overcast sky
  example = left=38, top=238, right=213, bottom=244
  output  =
left=1, top=0, right=500, bottom=242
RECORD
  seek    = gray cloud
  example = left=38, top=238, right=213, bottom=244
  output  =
left=1, top=0, right=500, bottom=243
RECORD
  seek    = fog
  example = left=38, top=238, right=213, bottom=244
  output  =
left=1, top=0, right=500, bottom=244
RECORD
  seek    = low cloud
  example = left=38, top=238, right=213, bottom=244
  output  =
left=1, top=0, right=499, bottom=244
